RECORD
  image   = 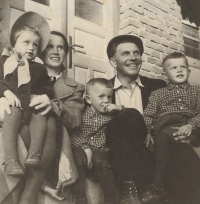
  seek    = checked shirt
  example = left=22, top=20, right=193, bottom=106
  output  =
left=143, top=82, right=200, bottom=132
left=71, top=106, right=112, bottom=151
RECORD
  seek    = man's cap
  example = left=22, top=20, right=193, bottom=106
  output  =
left=10, top=11, right=50, bottom=52
left=107, top=35, right=144, bottom=58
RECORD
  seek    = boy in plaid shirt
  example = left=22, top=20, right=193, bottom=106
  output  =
left=142, top=52, right=200, bottom=203
left=71, top=78, right=124, bottom=204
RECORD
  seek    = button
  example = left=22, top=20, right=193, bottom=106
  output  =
left=95, top=120, right=97, bottom=122
left=180, top=106, right=183, bottom=110
left=91, top=137, right=94, bottom=139
left=179, top=98, right=182, bottom=101
left=177, top=90, right=180, bottom=93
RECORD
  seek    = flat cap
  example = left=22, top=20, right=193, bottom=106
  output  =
left=107, top=35, right=144, bottom=58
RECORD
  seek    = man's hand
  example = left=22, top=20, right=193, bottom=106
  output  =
left=0, top=97, right=11, bottom=120
left=172, top=126, right=192, bottom=144
left=84, top=148, right=92, bottom=169
left=4, top=90, right=21, bottom=107
left=29, top=94, right=53, bottom=115
left=103, top=104, right=122, bottom=113
left=177, top=124, right=193, bottom=136
left=145, top=133, right=154, bottom=147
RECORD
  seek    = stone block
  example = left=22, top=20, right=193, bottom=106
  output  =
left=147, top=56, right=161, bottom=66
left=120, top=9, right=137, bottom=21
left=169, top=42, right=178, bottom=50
left=139, top=30, right=149, bottom=39
left=130, top=3, right=144, bottom=15
left=151, top=50, right=160, bottom=58
left=150, top=33, right=160, bottom=44
left=138, top=14, right=149, bottom=25
left=141, top=62, right=152, bottom=72
left=152, top=65, right=163, bottom=74
left=160, top=37, right=169, bottom=47
left=163, top=32, right=172, bottom=41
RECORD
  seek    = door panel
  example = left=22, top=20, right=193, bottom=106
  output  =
left=67, top=0, right=116, bottom=83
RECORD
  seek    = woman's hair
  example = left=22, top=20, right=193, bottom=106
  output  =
left=12, top=26, right=42, bottom=51
left=50, top=31, right=69, bottom=53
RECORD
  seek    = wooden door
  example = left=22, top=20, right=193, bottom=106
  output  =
left=67, top=0, right=117, bottom=84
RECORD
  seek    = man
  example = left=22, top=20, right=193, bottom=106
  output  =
left=106, top=35, right=200, bottom=204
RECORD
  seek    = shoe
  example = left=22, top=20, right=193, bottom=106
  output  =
left=142, top=184, right=166, bottom=203
left=120, top=181, right=142, bottom=204
left=24, top=152, right=42, bottom=169
left=3, top=159, right=24, bottom=176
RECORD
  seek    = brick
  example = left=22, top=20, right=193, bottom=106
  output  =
left=145, top=3, right=159, bottom=14
left=144, top=9, right=157, bottom=20
left=152, top=65, right=163, bottom=74
left=163, top=32, right=172, bottom=41
left=171, top=21, right=182, bottom=31
left=151, top=50, right=160, bottom=58
left=177, top=31, right=183, bottom=38
left=160, top=53, right=168, bottom=60
left=139, top=30, right=149, bottom=39
left=149, top=19, right=159, bottom=28
left=169, top=42, right=178, bottom=50
left=119, top=26, right=138, bottom=35
left=169, top=28, right=177, bottom=37
left=137, top=14, right=149, bottom=25
left=120, top=9, right=137, bottom=21
left=141, top=62, right=152, bottom=72
left=130, top=3, right=144, bottom=15
left=144, top=25, right=158, bottom=35
left=150, top=33, right=160, bottom=44
left=151, top=41, right=164, bottom=52
left=144, top=39, right=153, bottom=48
left=171, top=10, right=182, bottom=19
left=160, top=37, right=169, bottom=47
left=134, top=0, right=145, bottom=7
left=147, top=56, right=161, bottom=66
left=154, top=29, right=163, bottom=37
left=173, top=37, right=184, bottom=45
left=144, top=47, right=151, bottom=55
left=159, top=3, right=170, bottom=13
left=120, top=18, right=143, bottom=29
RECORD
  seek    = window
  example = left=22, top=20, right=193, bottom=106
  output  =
left=182, top=23, right=200, bottom=60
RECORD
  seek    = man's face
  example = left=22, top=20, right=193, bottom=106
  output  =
left=110, top=42, right=142, bottom=78
left=43, top=34, right=66, bottom=70
left=86, top=84, right=113, bottom=114
left=163, top=58, right=190, bottom=84
left=14, top=30, right=40, bottom=60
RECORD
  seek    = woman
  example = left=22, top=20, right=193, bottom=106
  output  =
left=0, top=31, right=85, bottom=204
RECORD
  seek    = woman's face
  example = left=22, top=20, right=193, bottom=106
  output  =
left=43, top=34, right=66, bottom=70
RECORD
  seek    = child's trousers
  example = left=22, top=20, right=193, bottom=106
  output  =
left=72, top=148, right=116, bottom=204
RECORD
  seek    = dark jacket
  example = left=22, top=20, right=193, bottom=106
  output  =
left=110, top=75, right=167, bottom=110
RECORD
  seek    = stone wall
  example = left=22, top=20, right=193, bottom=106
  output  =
left=119, top=0, right=185, bottom=79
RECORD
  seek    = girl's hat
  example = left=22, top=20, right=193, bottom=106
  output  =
left=10, top=11, right=50, bottom=52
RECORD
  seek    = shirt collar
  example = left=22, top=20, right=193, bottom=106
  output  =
left=113, top=75, right=144, bottom=89
left=167, top=82, right=190, bottom=90
left=48, top=72, right=62, bottom=81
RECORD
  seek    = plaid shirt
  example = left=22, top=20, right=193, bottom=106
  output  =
left=143, top=82, right=200, bottom=132
left=71, top=106, right=112, bottom=151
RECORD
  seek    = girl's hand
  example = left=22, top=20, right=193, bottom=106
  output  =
left=4, top=90, right=21, bottom=107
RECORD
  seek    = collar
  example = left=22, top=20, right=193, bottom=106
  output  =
left=167, top=82, right=190, bottom=90
left=113, top=75, right=144, bottom=89
left=48, top=72, right=62, bottom=81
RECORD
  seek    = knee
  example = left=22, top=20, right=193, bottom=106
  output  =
left=94, top=158, right=111, bottom=170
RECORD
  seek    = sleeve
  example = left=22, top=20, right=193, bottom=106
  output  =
left=0, top=57, right=12, bottom=97
left=31, top=64, right=54, bottom=99
left=143, top=91, right=160, bottom=132
left=53, top=83, right=85, bottom=132
left=188, top=88, right=200, bottom=128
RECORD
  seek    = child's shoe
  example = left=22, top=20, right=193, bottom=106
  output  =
left=24, top=152, right=42, bottom=169
left=3, top=159, right=25, bottom=176
left=142, top=184, right=166, bottom=203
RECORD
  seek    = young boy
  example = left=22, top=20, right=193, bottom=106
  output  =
left=0, top=12, right=55, bottom=176
left=71, top=78, right=123, bottom=204
left=142, top=52, right=200, bottom=203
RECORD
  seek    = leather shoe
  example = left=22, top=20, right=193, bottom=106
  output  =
left=120, top=181, right=142, bottom=204
left=142, top=184, right=166, bottom=203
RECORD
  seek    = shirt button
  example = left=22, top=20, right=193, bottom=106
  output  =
left=95, top=120, right=97, bottom=122
left=180, top=106, right=183, bottom=110
left=177, top=90, right=180, bottom=93
left=179, top=98, right=182, bottom=101
left=91, top=137, right=94, bottom=139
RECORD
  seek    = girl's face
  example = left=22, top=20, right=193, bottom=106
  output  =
left=42, top=34, right=66, bottom=70
left=14, top=30, right=40, bottom=60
